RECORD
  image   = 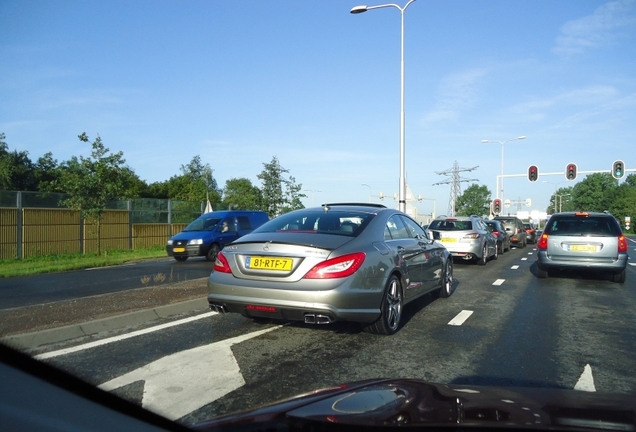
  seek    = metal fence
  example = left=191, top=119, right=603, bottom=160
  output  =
left=0, top=191, right=221, bottom=260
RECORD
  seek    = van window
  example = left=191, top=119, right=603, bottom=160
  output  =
left=237, top=216, right=252, bottom=230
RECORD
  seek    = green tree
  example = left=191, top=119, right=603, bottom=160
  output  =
left=571, top=173, right=618, bottom=212
left=547, top=186, right=574, bottom=213
left=57, top=133, right=134, bottom=255
left=0, top=133, right=37, bottom=191
left=166, top=155, right=221, bottom=204
left=222, top=178, right=262, bottom=210
left=34, top=152, right=63, bottom=192
left=455, top=184, right=491, bottom=217
left=257, top=156, right=305, bottom=217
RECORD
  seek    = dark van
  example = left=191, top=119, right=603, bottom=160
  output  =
left=166, top=210, right=269, bottom=262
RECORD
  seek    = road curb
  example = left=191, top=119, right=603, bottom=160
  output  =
left=2, top=298, right=210, bottom=350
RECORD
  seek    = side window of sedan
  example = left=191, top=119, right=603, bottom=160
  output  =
left=401, top=216, right=428, bottom=240
left=386, top=215, right=410, bottom=240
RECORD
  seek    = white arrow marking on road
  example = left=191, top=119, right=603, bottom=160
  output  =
left=448, top=310, right=473, bottom=326
left=98, top=326, right=280, bottom=420
left=574, top=364, right=596, bottom=392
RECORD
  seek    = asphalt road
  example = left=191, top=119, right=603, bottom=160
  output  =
left=26, top=241, right=636, bottom=427
left=0, top=256, right=213, bottom=309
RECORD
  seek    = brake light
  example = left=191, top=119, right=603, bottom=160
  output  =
left=246, top=305, right=277, bottom=313
left=303, top=252, right=365, bottom=279
left=213, top=251, right=232, bottom=273
left=538, top=233, right=548, bottom=250
left=618, top=235, right=628, bottom=253
left=492, top=232, right=500, bottom=237
left=574, top=212, right=589, bottom=217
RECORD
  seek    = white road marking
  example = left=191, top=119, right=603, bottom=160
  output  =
left=511, top=265, right=520, bottom=269
left=521, top=258, right=528, bottom=261
left=574, top=364, right=596, bottom=392
left=448, top=310, right=473, bottom=326
left=35, top=312, right=217, bottom=360
left=629, top=263, right=636, bottom=267
left=492, top=279, right=505, bottom=286
left=85, top=263, right=136, bottom=270
left=98, top=326, right=281, bottom=420
left=528, top=252, right=534, bottom=255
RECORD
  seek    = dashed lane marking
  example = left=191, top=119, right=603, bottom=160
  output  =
left=448, top=310, right=473, bottom=326
left=493, top=279, right=505, bottom=286
left=511, top=265, right=520, bottom=269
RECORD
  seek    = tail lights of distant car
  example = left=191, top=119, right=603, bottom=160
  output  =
left=537, top=233, right=548, bottom=250
left=213, top=251, right=232, bottom=273
left=304, top=252, right=366, bottom=279
left=618, top=235, right=628, bottom=253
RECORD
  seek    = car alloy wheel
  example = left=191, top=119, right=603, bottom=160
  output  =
left=477, top=245, right=487, bottom=266
left=364, top=275, right=403, bottom=335
left=438, top=259, right=454, bottom=298
left=206, top=243, right=220, bottom=261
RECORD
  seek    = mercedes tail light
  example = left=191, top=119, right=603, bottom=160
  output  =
left=304, top=252, right=365, bottom=279
left=213, top=251, right=232, bottom=273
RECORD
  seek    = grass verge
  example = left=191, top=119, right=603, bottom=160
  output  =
left=0, top=247, right=168, bottom=278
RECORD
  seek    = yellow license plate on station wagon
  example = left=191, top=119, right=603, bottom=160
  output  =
left=246, top=256, right=293, bottom=271
left=440, top=238, right=457, bottom=243
left=569, top=244, right=597, bottom=252
left=173, top=247, right=186, bottom=253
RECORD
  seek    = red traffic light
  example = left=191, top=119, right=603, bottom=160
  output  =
left=492, top=198, right=502, bottom=214
left=565, top=163, right=577, bottom=181
left=528, top=165, right=539, bottom=182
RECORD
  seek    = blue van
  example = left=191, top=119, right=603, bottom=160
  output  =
left=166, top=210, right=269, bottom=262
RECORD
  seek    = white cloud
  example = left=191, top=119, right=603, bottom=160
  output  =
left=421, top=68, right=487, bottom=125
left=553, top=0, right=636, bottom=57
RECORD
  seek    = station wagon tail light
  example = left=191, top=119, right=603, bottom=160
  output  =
left=463, top=232, right=481, bottom=239
left=538, top=233, right=548, bottom=250
left=304, top=252, right=366, bottom=279
left=213, top=251, right=232, bottom=273
left=618, top=235, right=628, bottom=253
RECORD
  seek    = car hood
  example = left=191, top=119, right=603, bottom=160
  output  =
left=194, top=378, right=636, bottom=431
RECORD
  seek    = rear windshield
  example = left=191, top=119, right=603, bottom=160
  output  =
left=544, top=216, right=620, bottom=236
left=429, top=220, right=473, bottom=230
left=252, top=210, right=375, bottom=237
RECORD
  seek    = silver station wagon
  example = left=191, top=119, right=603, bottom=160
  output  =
left=207, top=203, right=454, bottom=335
left=536, top=211, right=628, bottom=283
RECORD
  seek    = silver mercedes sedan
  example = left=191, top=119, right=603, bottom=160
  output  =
left=208, top=203, right=454, bottom=335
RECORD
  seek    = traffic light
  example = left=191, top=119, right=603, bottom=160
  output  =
left=565, top=163, right=577, bottom=181
left=612, top=160, right=625, bottom=179
left=528, top=165, right=539, bottom=182
left=492, top=198, right=502, bottom=215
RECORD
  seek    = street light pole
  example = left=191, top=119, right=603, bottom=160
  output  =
left=481, top=136, right=526, bottom=205
left=351, top=0, right=416, bottom=213
left=361, top=183, right=372, bottom=203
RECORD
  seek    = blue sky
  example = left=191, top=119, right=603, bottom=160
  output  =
left=1, top=0, right=635, bottom=219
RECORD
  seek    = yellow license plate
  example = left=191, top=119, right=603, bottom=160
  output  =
left=246, top=256, right=293, bottom=271
left=173, top=247, right=186, bottom=253
left=570, top=245, right=597, bottom=252
left=441, top=238, right=457, bottom=243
